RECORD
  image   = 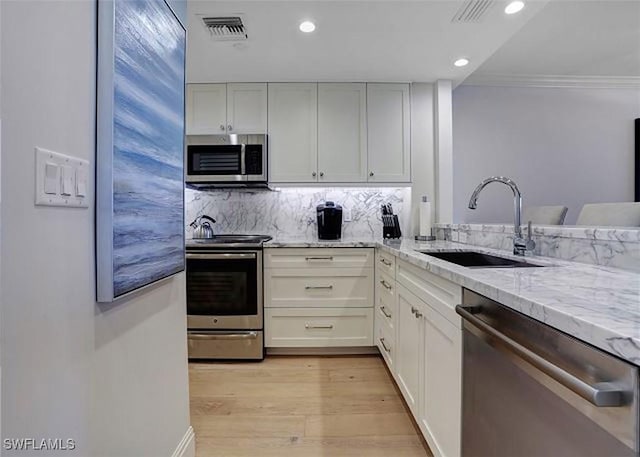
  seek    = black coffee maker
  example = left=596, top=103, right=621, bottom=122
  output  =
left=317, top=201, right=343, bottom=240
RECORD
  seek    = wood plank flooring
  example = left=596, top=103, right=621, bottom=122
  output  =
left=189, top=355, right=432, bottom=457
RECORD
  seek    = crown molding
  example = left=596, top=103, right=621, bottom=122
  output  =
left=461, top=73, right=640, bottom=89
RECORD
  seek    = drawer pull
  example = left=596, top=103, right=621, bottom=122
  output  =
left=305, top=323, right=334, bottom=330
left=411, top=306, right=423, bottom=319
left=305, top=256, right=334, bottom=261
left=379, top=337, right=391, bottom=353
left=379, top=258, right=392, bottom=266
left=380, top=306, right=392, bottom=318
left=188, top=332, right=258, bottom=341
left=305, top=285, right=334, bottom=290
left=380, top=280, right=392, bottom=290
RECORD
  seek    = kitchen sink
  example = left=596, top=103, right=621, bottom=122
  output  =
left=417, top=251, right=544, bottom=268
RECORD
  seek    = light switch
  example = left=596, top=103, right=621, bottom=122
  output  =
left=44, top=162, right=59, bottom=194
left=35, top=147, right=89, bottom=208
left=75, top=168, right=87, bottom=197
left=61, top=165, right=74, bottom=196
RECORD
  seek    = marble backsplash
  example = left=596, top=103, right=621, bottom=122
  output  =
left=436, top=223, right=640, bottom=273
left=186, top=187, right=411, bottom=240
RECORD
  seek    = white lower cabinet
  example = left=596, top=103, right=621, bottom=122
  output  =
left=420, top=304, right=462, bottom=457
left=376, top=251, right=462, bottom=457
left=264, top=248, right=374, bottom=348
left=265, top=307, right=373, bottom=347
left=395, top=284, right=424, bottom=416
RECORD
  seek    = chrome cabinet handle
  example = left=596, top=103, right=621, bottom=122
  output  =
left=312, top=172, right=317, bottom=178
left=380, top=280, right=392, bottom=290
left=219, top=124, right=225, bottom=131
left=305, top=256, right=333, bottom=261
left=305, top=285, right=333, bottom=290
left=379, top=337, right=391, bottom=353
left=227, top=124, right=233, bottom=131
left=186, top=253, right=257, bottom=260
left=369, top=171, right=374, bottom=177
left=380, top=306, right=392, bottom=318
left=456, top=305, right=626, bottom=407
left=319, top=172, right=324, bottom=177
left=189, top=332, right=257, bottom=341
left=379, top=258, right=392, bottom=266
left=305, top=323, right=334, bottom=330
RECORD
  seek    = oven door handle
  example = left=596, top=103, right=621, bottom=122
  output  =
left=456, top=305, right=626, bottom=407
left=186, top=253, right=257, bottom=260
left=188, top=331, right=258, bottom=341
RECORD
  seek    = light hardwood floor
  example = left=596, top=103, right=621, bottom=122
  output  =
left=189, top=355, right=433, bottom=457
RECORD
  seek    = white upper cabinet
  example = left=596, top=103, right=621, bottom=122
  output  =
left=226, top=83, right=267, bottom=134
left=317, top=83, right=367, bottom=183
left=366, top=83, right=411, bottom=183
left=268, top=83, right=318, bottom=183
left=186, top=83, right=267, bottom=135
left=188, top=81, right=412, bottom=183
left=186, top=83, right=227, bottom=135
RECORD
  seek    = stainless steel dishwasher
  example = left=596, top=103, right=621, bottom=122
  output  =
left=457, top=289, right=639, bottom=457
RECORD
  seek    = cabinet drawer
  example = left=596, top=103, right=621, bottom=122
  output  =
left=376, top=292, right=396, bottom=332
left=265, top=268, right=373, bottom=308
left=396, top=259, right=462, bottom=328
left=376, top=319, right=395, bottom=371
left=377, top=270, right=396, bottom=305
left=265, top=248, right=374, bottom=269
left=376, top=250, right=396, bottom=278
left=376, top=271, right=397, bottom=326
left=265, top=308, right=374, bottom=347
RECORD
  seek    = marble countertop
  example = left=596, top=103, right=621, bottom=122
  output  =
left=265, top=236, right=379, bottom=248
left=265, top=235, right=640, bottom=365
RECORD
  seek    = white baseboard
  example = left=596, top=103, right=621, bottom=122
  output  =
left=172, top=426, right=195, bottom=457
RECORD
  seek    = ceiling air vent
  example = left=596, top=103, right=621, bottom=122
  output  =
left=452, top=0, right=494, bottom=23
left=202, top=16, right=248, bottom=41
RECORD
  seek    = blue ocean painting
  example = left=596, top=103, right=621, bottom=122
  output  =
left=111, top=0, right=185, bottom=297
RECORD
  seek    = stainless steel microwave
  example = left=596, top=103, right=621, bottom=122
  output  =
left=185, top=134, right=267, bottom=186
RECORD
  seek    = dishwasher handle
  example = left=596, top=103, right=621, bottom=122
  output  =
left=456, top=305, right=626, bottom=408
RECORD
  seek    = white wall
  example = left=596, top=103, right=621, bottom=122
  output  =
left=1, top=2, right=191, bottom=456
left=409, top=83, right=436, bottom=235
left=452, top=85, right=640, bottom=224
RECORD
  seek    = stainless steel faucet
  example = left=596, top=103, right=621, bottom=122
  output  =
left=468, top=176, right=535, bottom=256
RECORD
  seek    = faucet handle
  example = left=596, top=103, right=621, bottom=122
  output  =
left=525, top=220, right=536, bottom=251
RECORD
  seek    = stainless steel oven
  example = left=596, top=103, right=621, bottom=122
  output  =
left=186, top=235, right=271, bottom=360
left=185, top=134, right=267, bottom=185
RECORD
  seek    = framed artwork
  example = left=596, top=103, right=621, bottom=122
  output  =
left=634, top=118, right=640, bottom=202
left=97, top=0, right=186, bottom=302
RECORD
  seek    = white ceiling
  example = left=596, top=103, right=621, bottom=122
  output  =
left=471, top=0, right=640, bottom=78
left=186, top=0, right=547, bottom=83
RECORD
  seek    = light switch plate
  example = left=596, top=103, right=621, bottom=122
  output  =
left=35, top=147, right=90, bottom=208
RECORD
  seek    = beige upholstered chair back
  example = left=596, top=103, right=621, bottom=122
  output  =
left=522, top=206, right=568, bottom=225
left=575, top=202, right=640, bottom=226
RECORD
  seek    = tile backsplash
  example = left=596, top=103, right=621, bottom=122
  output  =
left=186, top=187, right=411, bottom=240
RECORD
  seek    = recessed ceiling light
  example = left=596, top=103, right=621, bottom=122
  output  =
left=299, top=21, right=316, bottom=33
left=454, top=58, right=470, bottom=67
left=505, top=1, right=525, bottom=15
